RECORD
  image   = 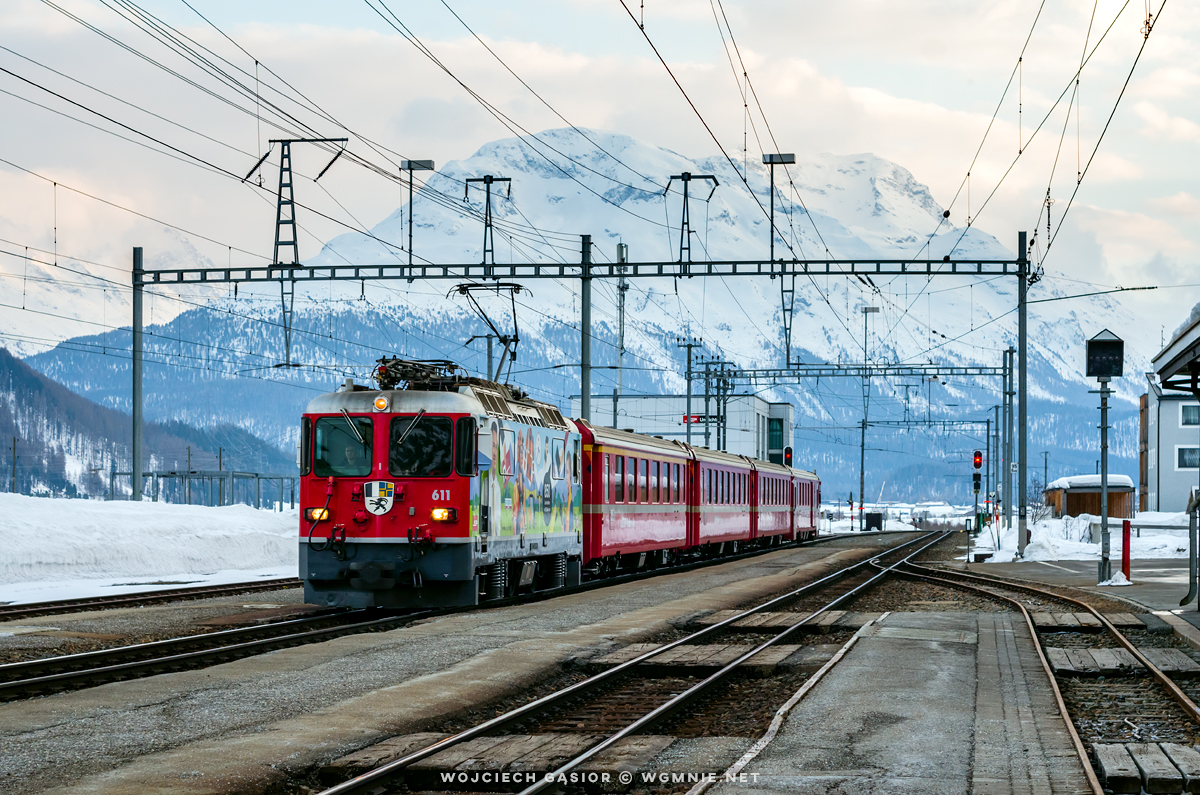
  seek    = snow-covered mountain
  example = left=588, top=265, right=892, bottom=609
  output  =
left=24, top=128, right=1150, bottom=500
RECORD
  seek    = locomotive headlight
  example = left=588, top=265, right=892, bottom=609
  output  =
left=305, top=507, right=330, bottom=522
left=373, top=395, right=389, bottom=411
left=431, top=507, right=457, bottom=522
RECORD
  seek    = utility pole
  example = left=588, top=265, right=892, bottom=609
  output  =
left=218, top=447, right=224, bottom=506
left=985, top=417, right=992, bottom=514
left=1004, top=347, right=1015, bottom=536
left=186, top=445, right=192, bottom=505
left=664, top=172, right=718, bottom=267
left=764, top=153, right=797, bottom=362
left=676, top=338, right=702, bottom=446
left=860, top=306, right=879, bottom=532
left=703, top=360, right=712, bottom=448
left=10, top=437, right=15, bottom=494
left=465, top=175, right=512, bottom=276
left=400, top=160, right=435, bottom=270
left=1041, top=451, right=1050, bottom=493
left=1018, top=230, right=1029, bottom=556
left=993, top=405, right=1001, bottom=521
left=580, top=234, right=592, bottom=423
left=466, top=334, right=496, bottom=381
left=616, top=243, right=629, bottom=405
left=131, top=247, right=144, bottom=501
left=242, top=137, right=348, bottom=367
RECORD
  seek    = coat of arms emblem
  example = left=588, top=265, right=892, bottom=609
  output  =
left=363, top=481, right=395, bottom=515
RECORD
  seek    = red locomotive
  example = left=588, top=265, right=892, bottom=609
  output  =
left=299, top=360, right=819, bottom=608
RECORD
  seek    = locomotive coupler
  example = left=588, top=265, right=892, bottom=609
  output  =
left=330, top=525, right=348, bottom=560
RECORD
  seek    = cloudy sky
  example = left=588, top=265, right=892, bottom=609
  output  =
left=0, top=0, right=1195, bottom=356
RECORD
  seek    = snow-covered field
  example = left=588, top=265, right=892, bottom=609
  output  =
left=974, top=512, right=1191, bottom=563
left=0, top=493, right=297, bottom=605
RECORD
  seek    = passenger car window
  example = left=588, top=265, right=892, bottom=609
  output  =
left=314, top=416, right=372, bottom=477
left=389, top=416, right=453, bottom=478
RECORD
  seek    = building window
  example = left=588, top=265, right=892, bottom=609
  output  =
left=768, top=418, right=783, bottom=450
left=1180, top=448, right=1200, bottom=469
left=1184, top=405, right=1200, bottom=426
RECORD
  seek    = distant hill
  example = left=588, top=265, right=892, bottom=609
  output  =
left=0, top=347, right=293, bottom=498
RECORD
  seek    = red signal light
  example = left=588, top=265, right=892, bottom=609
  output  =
left=972, top=450, right=983, bottom=469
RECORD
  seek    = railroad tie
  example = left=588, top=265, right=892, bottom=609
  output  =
left=1031, top=612, right=1058, bottom=629
left=1137, top=647, right=1200, bottom=677
left=1159, top=743, right=1200, bottom=794
left=1074, top=612, right=1103, bottom=629
left=1126, top=744, right=1185, bottom=794
left=1093, top=744, right=1142, bottom=794
left=1104, top=613, right=1146, bottom=630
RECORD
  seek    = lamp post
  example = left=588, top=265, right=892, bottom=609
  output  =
left=860, top=306, right=879, bottom=532
left=1087, top=329, right=1124, bottom=583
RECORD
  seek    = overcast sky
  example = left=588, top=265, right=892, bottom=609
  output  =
left=0, top=0, right=1196, bottom=356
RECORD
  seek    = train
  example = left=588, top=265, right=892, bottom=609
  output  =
left=298, top=359, right=820, bottom=609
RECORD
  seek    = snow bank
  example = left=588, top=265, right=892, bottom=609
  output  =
left=975, top=512, right=1191, bottom=563
left=0, top=493, right=298, bottom=602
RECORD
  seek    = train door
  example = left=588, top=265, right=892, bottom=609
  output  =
left=477, top=424, right=493, bottom=547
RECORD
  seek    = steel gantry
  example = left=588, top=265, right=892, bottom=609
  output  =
left=684, top=359, right=1013, bottom=536
left=128, top=232, right=1035, bottom=558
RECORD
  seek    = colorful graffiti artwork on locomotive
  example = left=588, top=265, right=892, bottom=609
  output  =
left=478, top=418, right=582, bottom=538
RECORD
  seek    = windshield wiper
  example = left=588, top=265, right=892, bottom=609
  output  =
left=393, top=409, right=427, bottom=449
left=340, top=408, right=366, bottom=445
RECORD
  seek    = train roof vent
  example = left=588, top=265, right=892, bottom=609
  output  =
left=537, top=405, right=569, bottom=430
left=473, top=388, right=514, bottom=419
left=510, top=405, right=546, bottom=426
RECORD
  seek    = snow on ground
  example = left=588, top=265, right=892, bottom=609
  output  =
left=974, top=512, right=1192, bottom=563
left=0, top=493, right=298, bottom=605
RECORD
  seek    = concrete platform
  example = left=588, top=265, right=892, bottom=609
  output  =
left=709, top=611, right=1090, bottom=795
left=975, top=558, right=1193, bottom=615
left=0, top=537, right=908, bottom=795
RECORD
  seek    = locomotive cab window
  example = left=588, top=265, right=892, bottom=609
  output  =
left=454, top=417, right=476, bottom=477
left=300, top=417, right=312, bottom=475
left=389, top=415, right=453, bottom=478
left=314, top=415, right=372, bottom=478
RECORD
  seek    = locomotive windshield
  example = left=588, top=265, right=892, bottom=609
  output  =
left=314, top=416, right=373, bottom=477
left=389, top=415, right=453, bottom=478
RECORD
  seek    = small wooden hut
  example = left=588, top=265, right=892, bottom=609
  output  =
left=1043, top=475, right=1134, bottom=519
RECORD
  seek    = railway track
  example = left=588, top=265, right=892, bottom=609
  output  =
left=0, top=532, right=910, bottom=702
left=0, top=577, right=302, bottom=621
left=897, top=561, right=1200, bottom=795
left=308, top=530, right=949, bottom=795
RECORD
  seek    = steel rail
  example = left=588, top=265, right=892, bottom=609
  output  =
left=0, top=578, right=301, bottom=621
left=317, top=530, right=945, bottom=795
left=0, top=531, right=878, bottom=700
left=893, top=562, right=1112, bottom=795
left=905, top=562, right=1200, bottom=724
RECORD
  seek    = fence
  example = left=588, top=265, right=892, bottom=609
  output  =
left=109, top=466, right=297, bottom=510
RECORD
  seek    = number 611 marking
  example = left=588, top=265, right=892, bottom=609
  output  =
left=432, top=489, right=452, bottom=500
